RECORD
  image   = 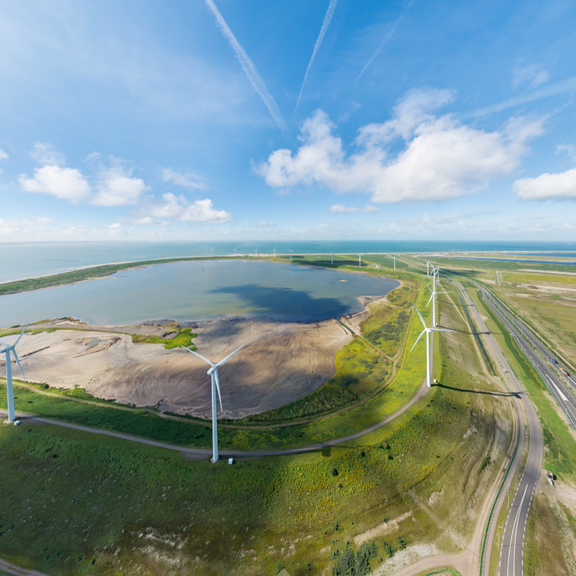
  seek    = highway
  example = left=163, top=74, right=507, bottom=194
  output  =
left=480, top=287, right=576, bottom=431
left=452, top=280, right=541, bottom=576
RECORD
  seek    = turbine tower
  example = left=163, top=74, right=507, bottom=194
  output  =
left=181, top=345, right=244, bottom=463
left=357, top=253, right=364, bottom=267
left=410, top=306, right=454, bottom=387
left=331, top=251, right=333, bottom=265
left=427, top=270, right=447, bottom=327
left=393, top=255, right=396, bottom=270
left=254, top=247, right=258, bottom=257
left=210, top=247, right=215, bottom=256
left=0, top=325, right=28, bottom=423
left=233, top=247, right=237, bottom=256
left=288, top=249, right=293, bottom=261
left=273, top=247, right=276, bottom=258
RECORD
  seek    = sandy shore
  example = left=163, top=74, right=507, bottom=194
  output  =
left=3, top=316, right=353, bottom=419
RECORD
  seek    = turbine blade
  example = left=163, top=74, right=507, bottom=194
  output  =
left=181, top=347, right=215, bottom=367
left=426, top=294, right=434, bottom=308
left=410, top=329, right=426, bottom=352
left=216, top=344, right=244, bottom=367
left=214, top=369, right=223, bottom=412
left=12, top=351, right=26, bottom=381
left=14, top=324, right=29, bottom=346
left=413, top=305, right=426, bottom=328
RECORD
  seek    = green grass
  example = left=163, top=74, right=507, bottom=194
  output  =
left=0, top=321, right=509, bottom=576
left=131, top=327, right=197, bottom=350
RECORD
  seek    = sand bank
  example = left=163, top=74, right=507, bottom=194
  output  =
left=5, top=316, right=353, bottom=419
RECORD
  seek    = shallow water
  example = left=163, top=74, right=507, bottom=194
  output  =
left=0, top=260, right=399, bottom=327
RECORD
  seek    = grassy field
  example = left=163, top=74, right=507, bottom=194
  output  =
left=0, top=290, right=513, bottom=576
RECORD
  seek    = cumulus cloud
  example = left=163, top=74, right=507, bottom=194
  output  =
left=256, top=221, right=277, bottom=226
left=141, top=193, right=232, bottom=223
left=0, top=149, right=8, bottom=161
left=19, top=165, right=91, bottom=202
left=257, top=88, right=544, bottom=203
left=30, top=142, right=66, bottom=166
left=161, top=168, right=206, bottom=190
left=92, top=165, right=149, bottom=207
left=329, top=204, right=380, bottom=213
left=514, top=168, right=576, bottom=200
left=512, top=63, right=549, bottom=90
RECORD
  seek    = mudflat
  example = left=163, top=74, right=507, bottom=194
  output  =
left=7, top=317, right=353, bottom=419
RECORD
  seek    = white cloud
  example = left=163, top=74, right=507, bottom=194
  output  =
left=556, top=144, right=576, bottom=162
left=30, top=142, right=66, bottom=166
left=92, top=165, right=149, bottom=207
left=19, top=165, right=91, bottom=202
left=161, top=168, right=206, bottom=190
left=512, top=63, right=549, bottom=90
left=329, top=204, right=380, bottom=213
left=256, top=221, right=277, bottom=226
left=514, top=168, right=576, bottom=200
left=257, top=88, right=544, bottom=203
left=0, top=149, right=8, bottom=161
left=141, top=193, right=232, bottom=223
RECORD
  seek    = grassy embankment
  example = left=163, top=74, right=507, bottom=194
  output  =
left=463, top=282, right=576, bottom=575
left=0, top=289, right=512, bottom=576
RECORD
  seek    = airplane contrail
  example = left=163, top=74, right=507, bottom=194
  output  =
left=293, top=0, right=339, bottom=114
left=205, top=0, right=291, bottom=139
left=356, top=0, right=415, bottom=83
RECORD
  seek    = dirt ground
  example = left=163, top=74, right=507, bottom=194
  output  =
left=5, top=317, right=353, bottom=419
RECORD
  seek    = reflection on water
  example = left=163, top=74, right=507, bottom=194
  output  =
left=0, top=260, right=399, bottom=327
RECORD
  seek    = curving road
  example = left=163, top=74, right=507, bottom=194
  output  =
left=459, top=282, right=543, bottom=576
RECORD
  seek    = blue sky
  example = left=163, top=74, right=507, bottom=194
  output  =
left=1, top=0, right=576, bottom=242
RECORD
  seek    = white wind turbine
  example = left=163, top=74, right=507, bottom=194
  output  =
left=393, top=255, right=396, bottom=270
left=426, top=261, right=433, bottom=276
left=410, top=306, right=455, bottom=387
left=1, top=325, right=28, bottom=423
left=308, top=251, right=311, bottom=262
left=357, top=253, right=364, bottom=267
left=331, top=251, right=333, bottom=265
left=288, top=249, right=293, bottom=261
left=210, top=247, right=215, bottom=256
left=233, top=247, right=238, bottom=256
left=254, top=247, right=258, bottom=257
left=427, top=269, right=447, bottom=327
left=181, top=345, right=244, bottom=463
left=273, top=247, right=276, bottom=258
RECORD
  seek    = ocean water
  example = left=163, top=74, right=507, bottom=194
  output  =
left=0, top=260, right=399, bottom=327
left=0, top=240, right=575, bottom=283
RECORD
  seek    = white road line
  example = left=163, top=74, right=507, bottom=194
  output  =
left=509, top=484, right=529, bottom=576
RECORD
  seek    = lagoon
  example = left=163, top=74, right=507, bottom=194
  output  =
left=0, top=260, right=399, bottom=327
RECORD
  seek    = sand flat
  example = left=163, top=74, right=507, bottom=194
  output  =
left=8, top=317, right=353, bottom=419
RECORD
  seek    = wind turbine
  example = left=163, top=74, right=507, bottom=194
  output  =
left=181, top=345, right=244, bottom=463
left=331, top=251, right=333, bottom=265
left=308, top=251, right=311, bottom=262
left=393, top=255, right=396, bottom=270
left=357, top=253, right=364, bottom=267
left=254, top=247, right=258, bottom=257
left=410, top=306, right=454, bottom=387
left=273, top=247, right=276, bottom=258
left=1, top=325, right=28, bottom=423
left=288, top=249, right=293, bottom=261
left=233, top=247, right=237, bottom=256
left=426, top=271, right=448, bottom=327
left=210, top=248, right=215, bottom=256
left=426, top=261, right=433, bottom=276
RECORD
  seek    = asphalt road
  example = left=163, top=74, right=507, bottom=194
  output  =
left=481, top=288, right=576, bottom=431
left=459, top=282, right=543, bottom=576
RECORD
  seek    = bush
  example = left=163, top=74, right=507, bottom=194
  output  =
left=331, top=468, right=339, bottom=476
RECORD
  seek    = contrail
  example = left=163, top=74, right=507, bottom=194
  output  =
left=356, top=0, right=415, bottom=83
left=205, top=0, right=291, bottom=139
left=293, top=0, right=339, bottom=114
